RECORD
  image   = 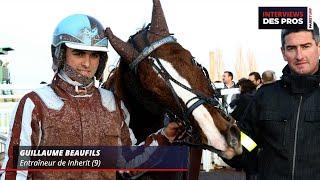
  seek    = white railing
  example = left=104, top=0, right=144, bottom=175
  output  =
left=0, top=84, right=44, bottom=90
left=0, top=102, right=17, bottom=135
left=0, top=84, right=45, bottom=153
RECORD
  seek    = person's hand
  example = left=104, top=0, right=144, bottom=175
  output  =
left=162, top=122, right=183, bottom=142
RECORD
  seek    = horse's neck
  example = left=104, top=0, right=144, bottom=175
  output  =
left=114, top=63, right=164, bottom=143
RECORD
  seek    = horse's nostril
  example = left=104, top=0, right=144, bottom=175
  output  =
left=228, top=136, right=238, bottom=148
left=232, top=138, right=237, bottom=146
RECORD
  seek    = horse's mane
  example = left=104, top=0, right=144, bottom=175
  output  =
left=104, top=65, right=122, bottom=99
left=105, top=58, right=166, bottom=116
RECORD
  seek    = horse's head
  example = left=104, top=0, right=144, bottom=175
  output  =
left=105, top=0, right=242, bottom=157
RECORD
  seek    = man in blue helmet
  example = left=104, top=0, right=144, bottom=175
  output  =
left=1, top=14, right=181, bottom=179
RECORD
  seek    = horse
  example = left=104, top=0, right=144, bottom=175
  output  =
left=104, top=0, right=242, bottom=179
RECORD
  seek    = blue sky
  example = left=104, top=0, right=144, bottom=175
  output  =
left=0, top=0, right=319, bottom=85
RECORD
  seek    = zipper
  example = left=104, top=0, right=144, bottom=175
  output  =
left=283, top=119, right=288, bottom=147
left=75, top=100, right=84, bottom=145
left=291, top=96, right=302, bottom=180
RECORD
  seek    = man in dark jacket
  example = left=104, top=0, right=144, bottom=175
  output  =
left=230, top=78, right=256, bottom=121
left=226, top=22, right=320, bottom=180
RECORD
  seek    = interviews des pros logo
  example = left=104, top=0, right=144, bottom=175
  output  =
left=259, top=7, right=313, bottom=29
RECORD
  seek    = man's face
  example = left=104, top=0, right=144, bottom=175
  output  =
left=281, top=31, right=320, bottom=75
left=249, top=75, right=260, bottom=86
left=65, top=47, right=100, bottom=78
left=222, top=73, right=231, bottom=84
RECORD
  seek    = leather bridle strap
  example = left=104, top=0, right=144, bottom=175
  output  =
left=129, top=36, right=176, bottom=73
left=173, top=139, right=223, bottom=157
left=186, top=98, right=206, bottom=118
left=151, top=56, right=220, bottom=109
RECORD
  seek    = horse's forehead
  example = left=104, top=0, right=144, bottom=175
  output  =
left=129, top=31, right=191, bottom=70
left=130, top=31, right=151, bottom=52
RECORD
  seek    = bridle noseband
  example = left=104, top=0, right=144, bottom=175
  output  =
left=127, top=26, right=235, bottom=155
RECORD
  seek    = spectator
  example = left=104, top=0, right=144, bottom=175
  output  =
left=222, top=71, right=238, bottom=113
left=248, top=72, right=262, bottom=89
left=230, top=78, right=256, bottom=121
left=261, top=70, right=276, bottom=84
left=222, top=71, right=236, bottom=88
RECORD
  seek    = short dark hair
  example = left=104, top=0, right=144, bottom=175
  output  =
left=249, top=72, right=261, bottom=81
left=281, top=22, right=320, bottom=48
left=237, top=78, right=256, bottom=94
left=224, top=71, right=233, bottom=80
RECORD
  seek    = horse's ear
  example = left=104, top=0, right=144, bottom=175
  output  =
left=105, top=27, right=138, bottom=62
left=149, top=0, right=170, bottom=42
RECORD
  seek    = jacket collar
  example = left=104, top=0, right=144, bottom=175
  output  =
left=224, top=81, right=237, bottom=89
left=280, top=62, right=320, bottom=94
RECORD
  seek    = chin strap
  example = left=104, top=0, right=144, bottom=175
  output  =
left=58, top=71, right=94, bottom=97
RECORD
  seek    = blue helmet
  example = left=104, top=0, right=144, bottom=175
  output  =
left=51, top=14, right=108, bottom=79
left=52, top=14, right=108, bottom=51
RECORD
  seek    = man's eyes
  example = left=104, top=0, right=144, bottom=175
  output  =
left=73, top=52, right=85, bottom=56
left=92, top=53, right=100, bottom=58
left=286, top=44, right=312, bottom=51
left=302, top=44, right=311, bottom=49
left=72, top=52, right=100, bottom=58
left=286, top=47, right=294, bottom=51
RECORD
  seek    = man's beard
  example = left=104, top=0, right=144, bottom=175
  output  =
left=62, top=64, right=94, bottom=86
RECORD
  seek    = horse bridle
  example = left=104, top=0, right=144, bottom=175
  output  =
left=128, top=27, right=235, bottom=155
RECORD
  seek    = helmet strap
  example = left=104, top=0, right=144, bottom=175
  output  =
left=52, top=44, right=66, bottom=73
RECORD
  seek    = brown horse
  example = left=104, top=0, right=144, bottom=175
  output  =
left=104, top=0, right=242, bottom=179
